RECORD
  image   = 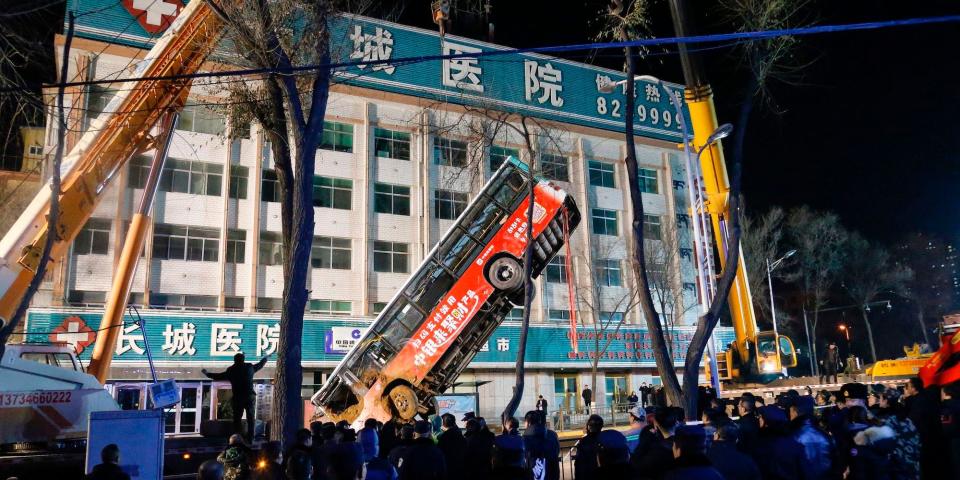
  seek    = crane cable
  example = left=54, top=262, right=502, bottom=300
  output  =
left=562, top=208, right=578, bottom=354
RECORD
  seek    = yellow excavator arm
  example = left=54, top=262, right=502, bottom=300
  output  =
left=0, top=1, right=223, bottom=378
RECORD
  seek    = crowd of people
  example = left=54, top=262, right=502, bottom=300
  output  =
left=170, top=377, right=959, bottom=480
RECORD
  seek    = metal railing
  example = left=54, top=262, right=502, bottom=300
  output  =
left=550, top=402, right=634, bottom=432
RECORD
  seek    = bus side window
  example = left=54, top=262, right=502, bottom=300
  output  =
left=440, top=233, right=479, bottom=276
left=494, top=174, right=525, bottom=208
left=462, top=201, right=504, bottom=243
left=376, top=301, right=425, bottom=349
left=405, top=264, right=457, bottom=309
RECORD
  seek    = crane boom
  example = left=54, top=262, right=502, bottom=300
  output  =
left=0, top=0, right=222, bottom=326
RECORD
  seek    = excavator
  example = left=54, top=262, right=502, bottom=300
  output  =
left=0, top=0, right=223, bottom=449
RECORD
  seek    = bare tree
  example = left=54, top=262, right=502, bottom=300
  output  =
left=894, top=233, right=954, bottom=348
left=740, top=206, right=786, bottom=326
left=842, top=233, right=911, bottom=364
left=574, top=238, right=642, bottom=401
left=644, top=215, right=698, bottom=358
left=210, top=0, right=334, bottom=448
left=783, top=206, right=847, bottom=375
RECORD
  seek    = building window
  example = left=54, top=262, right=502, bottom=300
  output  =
left=588, top=160, right=616, bottom=188
left=261, top=170, right=282, bottom=203
left=226, top=230, right=246, bottom=264
left=68, top=290, right=107, bottom=305
left=373, top=241, right=409, bottom=273
left=490, top=145, right=519, bottom=172
left=374, top=183, right=411, bottom=215
left=545, top=255, right=567, bottom=284
left=229, top=166, right=248, bottom=200
left=158, top=158, right=223, bottom=196
left=319, top=121, right=354, bottom=153
left=224, top=296, right=245, bottom=311
left=85, top=85, right=115, bottom=124
left=540, top=153, right=568, bottom=182
left=373, top=128, right=411, bottom=160
left=643, top=214, right=662, bottom=240
left=152, top=225, right=219, bottom=262
left=548, top=309, right=571, bottom=322
left=434, top=189, right=468, bottom=220
left=311, top=236, right=351, bottom=269
left=28, top=145, right=42, bottom=156
left=372, top=302, right=388, bottom=315
left=592, top=208, right=618, bottom=236
left=259, top=232, right=284, bottom=266
left=433, top=137, right=468, bottom=167
left=178, top=103, right=226, bottom=136
left=313, top=176, right=352, bottom=210
left=74, top=218, right=111, bottom=255
left=128, top=156, right=151, bottom=189
left=600, top=312, right=625, bottom=323
left=594, top=259, right=623, bottom=287
left=505, top=307, right=524, bottom=321
left=309, top=300, right=352, bottom=315
left=257, top=297, right=283, bottom=312
left=639, top=168, right=659, bottom=194
left=151, top=294, right=218, bottom=311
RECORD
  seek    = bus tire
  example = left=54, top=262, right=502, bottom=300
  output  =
left=387, top=384, right=418, bottom=420
left=486, top=255, right=523, bottom=292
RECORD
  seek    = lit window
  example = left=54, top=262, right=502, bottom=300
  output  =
left=309, top=300, right=352, bottom=315
left=588, top=161, right=616, bottom=188
left=639, top=168, right=658, bottom=194
left=546, top=255, right=567, bottom=284
left=311, top=236, right=351, bottom=270
left=592, top=209, right=618, bottom=236
left=374, top=128, right=411, bottom=160
left=433, top=137, right=468, bottom=167
left=643, top=214, right=662, bottom=240
left=540, top=153, right=568, bottom=181
left=489, top=145, right=519, bottom=172
left=319, top=122, right=354, bottom=153
left=374, top=183, right=411, bottom=215
left=434, top=189, right=468, bottom=220
left=373, top=241, right=409, bottom=273
left=594, top=259, right=623, bottom=287
left=74, top=218, right=111, bottom=255
left=313, top=176, right=352, bottom=210
left=152, top=224, right=220, bottom=262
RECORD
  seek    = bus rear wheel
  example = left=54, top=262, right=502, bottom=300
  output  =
left=387, top=385, right=418, bottom=420
left=487, top=255, right=523, bottom=292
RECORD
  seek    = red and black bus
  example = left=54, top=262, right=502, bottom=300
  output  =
left=312, top=157, right=580, bottom=425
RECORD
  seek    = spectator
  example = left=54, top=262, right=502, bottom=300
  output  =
left=522, top=410, right=560, bottom=480
left=664, top=425, right=723, bottom=480
left=503, top=416, right=521, bottom=437
left=387, top=423, right=415, bottom=469
left=201, top=353, right=267, bottom=441
left=536, top=395, right=548, bottom=413
left=904, top=376, right=948, bottom=479
left=753, top=405, right=805, bottom=480
left=632, top=407, right=680, bottom=480
left=217, top=435, right=252, bottom=480
left=86, top=444, right=130, bottom=480
left=285, top=447, right=313, bottom=480
left=640, top=383, right=651, bottom=407
left=819, top=342, right=840, bottom=384
left=571, top=414, right=603, bottom=480
left=706, top=421, right=761, bottom=480
left=312, top=422, right=338, bottom=479
left=582, top=385, right=593, bottom=413
left=358, top=427, right=398, bottom=480
left=875, top=388, right=921, bottom=479
left=736, top=394, right=760, bottom=455
left=252, top=441, right=283, bottom=480
left=437, top=413, right=467, bottom=478
left=942, top=381, right=960, bottom=477
left=849, top=422, right=897, bottom=480
left=464, top=418, right=494, bottom=480
left=595, top=430, right=632, bottom=477
left=285, top=428, right=313, bottom=469
left=397, top=420, right=446, bottom=480
left=198, top=460, right=225, bottom=480
left=491, top=432, right=526, bottom=480
left=379, top=419, right=399, bottom=460
left=628, top=390, right=639, bottom=409
left=788, top=396, right=834, bottom=480
left=624, top=405, right=654, bottom=454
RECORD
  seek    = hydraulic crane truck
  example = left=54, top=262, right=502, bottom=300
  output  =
left=0, top=0, right=223, bottom=449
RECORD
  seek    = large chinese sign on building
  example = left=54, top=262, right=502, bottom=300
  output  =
left=65, top=0, right=690, bottom=142
left=26, top=309, right=733, bottom=368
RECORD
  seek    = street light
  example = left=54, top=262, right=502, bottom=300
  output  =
left=766, top=249, right=797, bottom=335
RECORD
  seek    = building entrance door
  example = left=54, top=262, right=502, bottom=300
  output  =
left=165, top=383, right=201, bottom=435
left=554, top=374, right=579, bottom=413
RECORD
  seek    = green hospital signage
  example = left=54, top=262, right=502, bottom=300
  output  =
left=27, top=309, right=733, bottom=368
left=66, top=0, right=690, bottom=142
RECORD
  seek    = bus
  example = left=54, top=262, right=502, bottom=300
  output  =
left=312, top=157, right=581, bottom=425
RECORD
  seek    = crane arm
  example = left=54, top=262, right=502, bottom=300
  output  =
left=0, top=1, right=222, bottom=325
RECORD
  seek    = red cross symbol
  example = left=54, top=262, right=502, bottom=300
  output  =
left=122, top=0, right=185, bottom=34
left=49, top=316, right=96, bottom=354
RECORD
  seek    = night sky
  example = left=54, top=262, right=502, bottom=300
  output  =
left=399, top=0, right=960, bottom=244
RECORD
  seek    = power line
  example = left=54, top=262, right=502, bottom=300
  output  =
left=1, top=13, right=957, bottom=94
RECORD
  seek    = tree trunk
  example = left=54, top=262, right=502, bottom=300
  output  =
left=810, top=309, right=820, bottom=377
left=621, top=46, right=682, bottom=406
left=914, top=301, right=931, bottom=347
left=0, top=14, right=73, bottom=348
left=860, top=307, right=878, bottom=365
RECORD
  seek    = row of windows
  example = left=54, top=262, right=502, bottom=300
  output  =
left=588, top=209, right=663, bottom=239
left=544, top=256, right=623, bottom=287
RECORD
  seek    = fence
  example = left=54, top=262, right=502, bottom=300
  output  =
left=549, top=402, right=634, bottom=432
